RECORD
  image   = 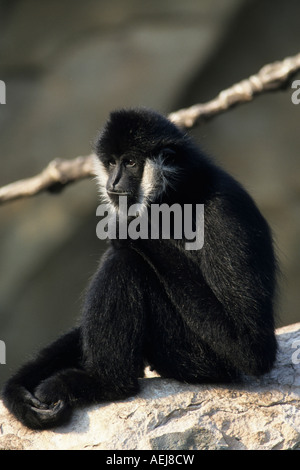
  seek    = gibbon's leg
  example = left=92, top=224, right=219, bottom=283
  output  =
left=2, top=328, right=81, bottom=429
left=3, top=246, right=147, bottom=429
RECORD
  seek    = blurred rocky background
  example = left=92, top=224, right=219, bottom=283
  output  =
left=0, top=0, right=299, bottom=386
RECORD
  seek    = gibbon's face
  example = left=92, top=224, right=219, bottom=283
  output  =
left=98, top=153, right=145, bottom=208
left=93, top=108, right=185, bottom=211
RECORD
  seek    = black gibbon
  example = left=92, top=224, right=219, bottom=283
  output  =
left=2, top=108, right=277, bottom=429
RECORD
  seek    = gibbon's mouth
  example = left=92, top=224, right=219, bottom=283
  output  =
left=107, top=190, right=131, bottom=196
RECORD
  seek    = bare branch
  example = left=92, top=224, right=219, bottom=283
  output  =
left=0, top=154, right=95, bottom=204
left=1, top=53, right=300, bottom=205
left=169, top=52, right=300, bottom=127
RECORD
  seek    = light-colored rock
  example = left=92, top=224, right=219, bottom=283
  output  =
left=0, top=323, right=300, bottom=450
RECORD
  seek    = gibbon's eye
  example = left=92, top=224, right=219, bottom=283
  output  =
left=124, top=159, right=136, bottom=168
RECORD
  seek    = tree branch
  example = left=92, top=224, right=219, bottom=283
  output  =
left=1, top=52, right=300, bottom=205
left=0, top=155, right=96, bottom=204
left=169, top=52, right=300, bottom=127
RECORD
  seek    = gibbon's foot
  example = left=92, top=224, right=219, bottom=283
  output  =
left=28, top=399, right=71, bottom=430
left=3, top=385, right=72, bottom=430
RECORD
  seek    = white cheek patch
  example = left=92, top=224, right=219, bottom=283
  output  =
left=92, top=155, right=115, bottom=210
left=92, top=154, right=107, bottom=190
left=140, top=159, right=156, bottom=203
left=139, top=157, right=180, bottom=211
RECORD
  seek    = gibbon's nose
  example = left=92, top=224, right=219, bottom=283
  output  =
left=107, top=172, right=130, bottom=195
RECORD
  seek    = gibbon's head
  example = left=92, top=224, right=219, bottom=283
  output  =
left=93, top=108, right=189, bottom=212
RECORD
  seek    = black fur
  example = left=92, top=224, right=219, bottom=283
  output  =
left=2, top=108, right=277, bottom=429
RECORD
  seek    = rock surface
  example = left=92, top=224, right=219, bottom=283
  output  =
left=0, top=323, right=300, bottom=450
